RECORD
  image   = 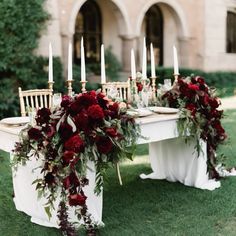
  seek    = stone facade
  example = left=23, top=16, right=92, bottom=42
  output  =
left=37, top=0, right=236, bottom=75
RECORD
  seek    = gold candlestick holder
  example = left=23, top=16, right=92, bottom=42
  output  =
left=48, top=81, right=54, bottom=108
left=48, top=81, right=54, bottom=91
left=67, top=80, right=73, bottom=96
left=173, top=73, right=180, bottom=83
left=81, top=81, right=87, bottom=93
left=151, top=77, right=157, bottom=102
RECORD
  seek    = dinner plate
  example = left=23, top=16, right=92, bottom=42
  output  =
left=127, top=108, right=153, bottom=117
left=0, top=116, right=30, bottom=125
left=148, top=106, right=179, bottom=114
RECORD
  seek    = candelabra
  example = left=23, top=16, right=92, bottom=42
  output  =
left=67, top=80, right=73, bottom=96
left=81, top=81, right=87, bottom=93
left=173, top=73, right=180, bottom=83
left=48, top=81, right=54, bottom=107
left=150, top=77, right=157, bottom=102
left=48, top=81, right=54, bottom=91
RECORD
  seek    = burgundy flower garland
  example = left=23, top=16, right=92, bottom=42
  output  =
left=161, top=76, right=227, bottom=178
left=13, top=90, right=139, bottom=235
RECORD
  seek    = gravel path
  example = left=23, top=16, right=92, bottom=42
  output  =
left=220, top=96, right=236, bottom=110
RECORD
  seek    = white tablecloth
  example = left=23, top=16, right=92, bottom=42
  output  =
left=0, top=123, right=103, bottom=228
left=136, top=114, right=221, bottom=190
left=0, top=113, right=221, bottom=228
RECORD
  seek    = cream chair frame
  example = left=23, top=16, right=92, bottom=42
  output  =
left=102, top=79, right=131, bottom=102
left=18, top=87, right=53, bottom=116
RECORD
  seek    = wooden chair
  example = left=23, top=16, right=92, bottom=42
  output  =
left=18, top=87, right=53, bottom=116
left=102, top=79, right=131, bottom=102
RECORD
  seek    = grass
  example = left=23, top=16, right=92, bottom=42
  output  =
left=1, top=110, right=236, bottom=235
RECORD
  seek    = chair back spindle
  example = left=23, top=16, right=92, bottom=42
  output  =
left=18, top=87, right=53, bottom=116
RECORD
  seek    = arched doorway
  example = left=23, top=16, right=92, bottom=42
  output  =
left=74, top=0, right=102, bottom=64
left=145, top=5, right=163, bottom=66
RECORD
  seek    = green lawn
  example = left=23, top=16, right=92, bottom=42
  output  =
left=1, top=110, right=236, bottom=236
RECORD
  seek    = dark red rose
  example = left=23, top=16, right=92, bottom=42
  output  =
left=208, top=98, right=219, bottom=109
left=87, top=104, right=104, bottom=120
left=28, top=127, right=43, bottom=141
left=63, top=176, right=70, bottom=189
left=44, top=172, right=55, bottom=186
left=188, top=84, right=199, bottom=91
left=69, top=93, right=97, bottom=116
left=97, top=92, right=109, bottom=109
left=63, top=172, right=80, bottom=189
left=88, top=90, right=97, bottom=98
left=199, top=84, right=208, bottom=92
left=62, top=151, right=75, bottom=165
left=186, top=103, right=197, bottom=116
left=42, top=125, right=55, bottom=138
left=213, top=121, right=225, bottom=134
left=74, top=110, right=89, bottom=131
left=201, top=94, right=209, bottom=106
left=196, top=76, right=205, bottom=85
left=36, top=108, right=51, bottom=125
left=106, top=102, right=119, bottom=118
left=69, top=193, right=87, bottom=206
left=61, top=95, right=73, bottom=108
left=96, top=136, right=113, bottom=154
left=64, top=135, right=84, bottom=153
left=58, top=122, right=73, bottom=141
left=105, top=127, right=118, bottom=137
left=210, top=110, right=223, bottom=119
left=136, top=82, right=143, bottom=92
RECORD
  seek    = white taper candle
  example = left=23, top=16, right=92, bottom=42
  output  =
left=142, top=37, right=147, bottom=78
left=150, top=43, right=156, bottom=78
left=173, top=45, right=179, bottom=75
left=67, top=42, right=72, bottom=81
left=81, top=37, right=86, bottom=82
left=131, top=49, right=136, bottom=80
left=101, top=44, right=106, bottom=84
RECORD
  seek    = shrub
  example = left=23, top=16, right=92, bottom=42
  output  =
left=0, top=0, right=50, bottom=118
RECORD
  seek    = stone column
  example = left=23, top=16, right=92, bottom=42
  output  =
left=120, top=35, right=138, bottom=72
left=37, top=0, right=62, bottom=57
left=178, top=36, right=192, bottom=69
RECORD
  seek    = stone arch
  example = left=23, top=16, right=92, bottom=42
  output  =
left=136, top=0, right=189, bottom=38
left=136, top=0, right=190, bottom=67
left=68, top=0, right=131, bottom=36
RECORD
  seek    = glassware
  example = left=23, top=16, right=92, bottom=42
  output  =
left=164, top=79, right=172, bottom=90
left=53, top=93, right=62, bottom=107
left=27, top=107, right=37, bottom=126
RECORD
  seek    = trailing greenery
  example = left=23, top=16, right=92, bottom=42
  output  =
left=1, top=109, right=236, bottom=235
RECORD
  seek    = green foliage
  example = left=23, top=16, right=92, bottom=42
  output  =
left=105, top=46, right=122, bottom=81
left=0, top=0, right=65, bottom=118
left=85, top=46, right=122, bottom=81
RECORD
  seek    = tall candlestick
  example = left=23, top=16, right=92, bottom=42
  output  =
left=101, top=44, right=106, bottom=84
left=142, top=37, right=147, bottom=78
left=81, top=37, right=86, bottom=82
left=48, top=43, right=53, bottom=82
left=68, top=42, right=73, bottom=81
left=173, top=45, right=179, bottom=75
left=131, top=49, right=136, bottom=80
left=150, top=43, right=156, bottom=78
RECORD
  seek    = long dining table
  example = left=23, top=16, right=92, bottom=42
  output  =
left=0, top=112, right=221, bottom=228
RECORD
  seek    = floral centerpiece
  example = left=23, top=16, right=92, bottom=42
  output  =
left=161, top=75, right=227, bottom=178
left=12, top=90, right=139, bottom=236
